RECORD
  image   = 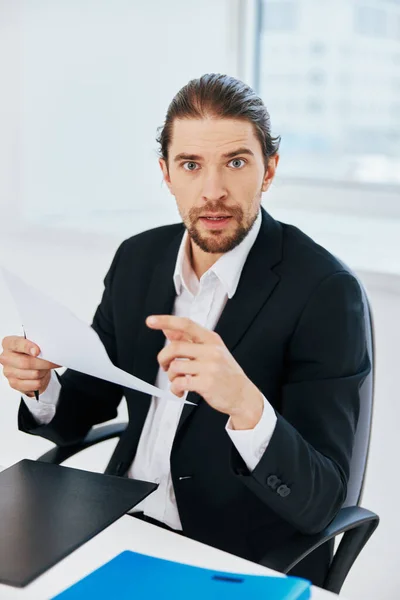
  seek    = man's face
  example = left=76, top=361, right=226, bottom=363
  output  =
left=159, top=117, right=278, bottom=254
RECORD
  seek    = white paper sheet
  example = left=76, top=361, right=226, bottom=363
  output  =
left=1, top=268, right=193, bottom=404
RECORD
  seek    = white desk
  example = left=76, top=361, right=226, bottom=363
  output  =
left=0, top=514, right=346, bottom=599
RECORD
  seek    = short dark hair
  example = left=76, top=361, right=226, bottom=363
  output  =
left=157, top=73, right=281, bottom=166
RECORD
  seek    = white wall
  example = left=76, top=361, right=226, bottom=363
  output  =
left=0, top=0, right=241, bottom=232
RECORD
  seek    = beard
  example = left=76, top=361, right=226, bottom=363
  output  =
left=183, top=199, right=260, bottom=254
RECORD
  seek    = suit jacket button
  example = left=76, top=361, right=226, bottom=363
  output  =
left=277, top=484, right=291, bottom=497
left=267, top=475, right=281, bottom=490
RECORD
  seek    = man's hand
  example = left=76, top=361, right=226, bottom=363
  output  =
left=0, top=336, right=60, bottom=397
left=146, top=315, right=264, bottom=430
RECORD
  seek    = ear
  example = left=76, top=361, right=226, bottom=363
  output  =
left=261, top=154, right=279, bottom=192
left=159, top=158, right=173, bottom=193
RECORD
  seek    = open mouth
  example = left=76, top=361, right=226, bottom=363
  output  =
left=203, top=216, right=229, bottom=220
left=199, top=216, right=232, bottom=229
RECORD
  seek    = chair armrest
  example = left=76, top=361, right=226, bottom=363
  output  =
left=36, top=422, right=128, bottom=465
left=260, top=506, right=379, bottom=574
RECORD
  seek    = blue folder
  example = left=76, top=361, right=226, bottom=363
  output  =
left=53, top=550, right=311, bottom=600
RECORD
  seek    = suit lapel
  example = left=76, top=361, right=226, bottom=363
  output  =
left=214, top=210, right=282, bottom=352
left=127, top=229, right=183, bottom=450
left=176, top=209, right=283, bottom=435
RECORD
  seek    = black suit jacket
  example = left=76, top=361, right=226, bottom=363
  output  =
left=19, top=209, right=370, bottom=584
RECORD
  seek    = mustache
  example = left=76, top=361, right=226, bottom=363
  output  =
left=189, top=202, right=244, bottom=221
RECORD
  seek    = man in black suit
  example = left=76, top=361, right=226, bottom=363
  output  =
left=0, top=74, right=369, bottom=586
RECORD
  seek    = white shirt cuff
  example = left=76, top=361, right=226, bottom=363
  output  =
left=22, top=370, right=62, bottom=425
left=225, top=395, right=277, bottom=472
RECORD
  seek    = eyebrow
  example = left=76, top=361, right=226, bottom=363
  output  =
left=222, top=147, right=255, bottom=159
left=173, top=147, right=255, bottom=162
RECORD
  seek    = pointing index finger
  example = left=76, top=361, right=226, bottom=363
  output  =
left=146, top=315, right=214, bottom=344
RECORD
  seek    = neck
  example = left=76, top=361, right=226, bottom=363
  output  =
left=189, top=240, right=222, bottom=279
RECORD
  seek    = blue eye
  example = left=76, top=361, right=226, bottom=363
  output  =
left=228, top=158, right=246, bottom=169
left=183, top=162, right=199, bottom=171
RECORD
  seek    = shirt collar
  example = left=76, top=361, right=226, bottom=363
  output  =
left=173, top=210, right=262, bottom=299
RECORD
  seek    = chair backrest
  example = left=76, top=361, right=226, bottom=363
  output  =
left=336, top=261, right=375, bottom=508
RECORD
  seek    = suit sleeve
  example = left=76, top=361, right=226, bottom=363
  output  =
left=18, top=242, right=126, bottom=446
left=232, top=271, right=371, bottom=534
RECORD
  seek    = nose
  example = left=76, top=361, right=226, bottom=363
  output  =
left=201, top=169, right=228, bottom=203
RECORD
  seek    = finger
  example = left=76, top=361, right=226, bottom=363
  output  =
left=8, top=378, right=46, bottom=393
left=158, top=341, right=207, bottom=371
left=2, top=335, right=40, bottom=357
left=2, top=366, right=50, bottom=381
left=0, top=353, right=60, bottom=371
left=170, top=374, right=198, bottom=398
left=147, top=316, right=218, bottom=345
left=162, top=328, right=192, bottom=343
left=167, top=358, right=200, bottom=382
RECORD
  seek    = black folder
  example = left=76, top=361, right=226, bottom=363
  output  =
left=0, top=459, right=157, bottom=588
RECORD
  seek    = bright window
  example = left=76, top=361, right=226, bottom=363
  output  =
left=256, top=0, right=400, bottom=187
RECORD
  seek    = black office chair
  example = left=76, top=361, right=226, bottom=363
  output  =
left=37, top=269, right=379, bottom=595
left=257, top=266, right=379, bottom=593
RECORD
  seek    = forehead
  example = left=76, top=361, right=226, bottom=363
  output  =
left=169, top=117, right=262, bottom=157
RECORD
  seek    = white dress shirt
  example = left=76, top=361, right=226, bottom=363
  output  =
left=23, top=210, right=277, bottom=530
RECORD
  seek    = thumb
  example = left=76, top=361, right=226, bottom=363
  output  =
left=163, top=329, right=190, bottom=342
